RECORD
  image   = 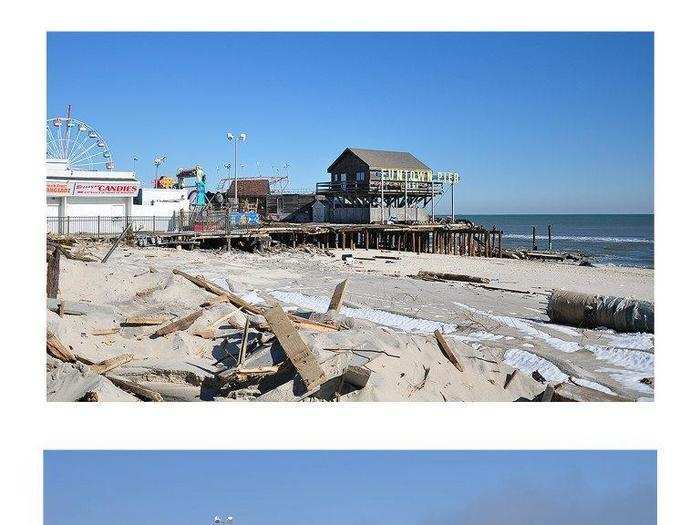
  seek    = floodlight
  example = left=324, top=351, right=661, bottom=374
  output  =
left=226, top=132, right=234, bottom=141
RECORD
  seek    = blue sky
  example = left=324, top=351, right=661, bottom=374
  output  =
left=47, top=32, right=653, bottom=214
left=44, top=451, right=656, bottom=525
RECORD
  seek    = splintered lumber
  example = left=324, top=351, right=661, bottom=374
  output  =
left=217, top=365, right=282, bottom=386
left=433, top=330, right=464, bottom=372
left=121, top=314, right=173, bottom=327
left=105, top=375, right=163, bottom=401
left=238, top=318, right=251, bottom=366
left=263, top=305, right=327, bottom=390
left=91, top=327, right=120, bottom=336
left=172, top=269, right=264, bottom=315
left=289, top=314, right=339, bottom=332
left=101, top=222, right=132, bottom=263
left=47, top=298, right=89, bottom=316
left=342, top=365, right=372, bottom=389
left=327, top=279, right=348, bottom=312
left=200, top=294, right=230, bottom=307
left=47, top=330, right=75, bottom=362
left=152, top=309, right=204, bottom=337
left=47, top=246, right=60, bottom=298
left=89, top=353, right=135, bottom=375
left=418, top=270, right=490, bottom=284
left=554, top=382, right=626, bottom=402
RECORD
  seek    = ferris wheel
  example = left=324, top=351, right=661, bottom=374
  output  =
left=46, top=106, right=115, bottom=171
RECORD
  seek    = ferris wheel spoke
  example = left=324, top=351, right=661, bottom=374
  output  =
left=71, top=149, right=110, bottom=166
left=67, top=130, right=92, bottom=165
left=65, top=127, right=84, bottom=161
left=69, top=140, right=101, bottom=165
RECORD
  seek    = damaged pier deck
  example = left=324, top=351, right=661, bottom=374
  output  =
left=141, top=223, right=504, bottom=257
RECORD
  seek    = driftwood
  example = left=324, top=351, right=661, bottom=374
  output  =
left=121, top=314, right=173, bottom=327
left=47, top=246, right=60, bottom=298
left=263, top=305, right=327, bottom=391
left=91, top=327, right=120, bottom=336
left=238, top=318, right=251, bottom=366
left=327, top=279, right=348, bottom=312
left=101, top=223, right=132, bottom=263
left=47, top=298, right=90, bottom=316
left=104, top=375, right=163, bottom=401
left=433, top=330, right=464, bottom=372
left=47, top=330, right=75, bottom=362
left=89, top=353, right=135, bottom=375
left=172, top=269, right=265, bottom=315
left=418, top=270, right=489, bottom=284
left=152, top=309, right=204, bottom=337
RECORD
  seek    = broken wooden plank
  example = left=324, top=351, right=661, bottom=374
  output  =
left=327, top=279, right=348, bottom=312
left=418, top=270, right=490, bottom=284
left=263, top=305, right=327, bottom=391
left=238, top=318, right=250, bottom=367
left=503, top=370, right=518, bottom=389
left=47, top=298, right=89, bottom=316
left=152, top=309, right=204, bottom=337
left=104, top=375, right=163, bottom=401
left=288, top=314, right=339, bottom=332
left=121, top=314, right=173, bottom=327
left=90, top=327, right=120, bottom=336
left=200, top=294, right=230, bottom=307
left=46, top=330, right=75, bottom=362
left=172, top=269, right=264, bottom=315
left=47, top=246, right=60, bottom=299
left=540, top=385, right=555, bottom=402
left=101, top=223, right=132, bottom=263
left=554, top=382, right=626, bottom=402
left=342, top=364, right=372, bottom=389
left=433, top=330, right=464, bottom=372
left=89, top=353, right=135, bottom=375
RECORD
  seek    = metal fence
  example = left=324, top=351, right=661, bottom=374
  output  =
left=47, top=211, right=261, bottom=236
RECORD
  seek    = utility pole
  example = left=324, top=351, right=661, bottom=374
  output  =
left=431, top=175, right=435, bottom=223
left=404, top=171, right=408, bottom=222
left=380, top=171, right=385, bottom=224
left=450, top=181, right=455, bottom=223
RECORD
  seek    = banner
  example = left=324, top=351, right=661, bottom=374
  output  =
left=46, top=180, right=140, bottom=197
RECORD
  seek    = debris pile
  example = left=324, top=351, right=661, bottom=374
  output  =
left=45, top=241, right=642, bottom=402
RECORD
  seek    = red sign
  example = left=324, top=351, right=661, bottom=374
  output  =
left=72, top=182, right=140, bottom=197
left=46, top=182, right=71, bottom=196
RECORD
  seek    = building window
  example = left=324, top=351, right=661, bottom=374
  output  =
left=356, top=171, right=365, bottom=182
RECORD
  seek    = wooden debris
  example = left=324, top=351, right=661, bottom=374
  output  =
left=90, top=327, right=120, bottom=336
left=152, top=309, right=204, bottom=337
left=89, top=353, right=135, bottom=375
left=342, top=364, right=372, bottom=389
left=540, top=385, right=555, bottom=402
left=192, top=311, right=242, bottom=339
left=200, top=294, right=230, bottom=307
left=172, top=269, right=265, bottom=315
left=104, top=375, right=163, bottom=401
left=238, top=318, right=250, bottom=367
left=77, top=391, right=99, bottom=402
left=418, top=270, right=490, bottom=284
left=217, top=364, right=282, bottom=387
left=135, top=285, right=162, bottom=299
left=121, top=314, right=173, bottom=327
left=47, top=330, right=75, bottom=362
left=101, top=223, right=132, bottom=263
left=327, top=279, right=348, bottom=312
left=47, top=298, right=89, bottom=316
left=263, top=305, right=327, bottom=391
left=289, top=314, right=339, bottom=332
left=433, top=330, right=464, bottom=372
left=553, top=382, right=625, bottom=402
left=503, top=370, right=517, bottom=389
left=47, top=246, right=60, bottom=299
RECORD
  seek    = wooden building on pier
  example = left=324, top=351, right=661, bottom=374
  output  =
left=316, top=148, right=447, bottom=224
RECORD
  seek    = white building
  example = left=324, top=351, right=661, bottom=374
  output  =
left=46, top=159, right=139, bottom=219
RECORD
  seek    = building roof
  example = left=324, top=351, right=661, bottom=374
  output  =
left=226, top=178, right=270, bottom=197
left=328, top=148, right=431, bottom=172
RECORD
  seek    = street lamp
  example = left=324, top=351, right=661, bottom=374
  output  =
left=154, top=155, right=166, bottom=178
left=226, top=131, right=247, bottom=208
left=213, top=516, right=234, bottom=525
left=132, top=155, right=139, bottom=174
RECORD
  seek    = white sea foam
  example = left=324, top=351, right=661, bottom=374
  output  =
left=503, top=234, right=653, bottom=244
left=503, top=349, right=569, bottom=383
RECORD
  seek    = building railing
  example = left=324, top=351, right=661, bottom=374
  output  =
left=316, top=180, right=444, bottom=195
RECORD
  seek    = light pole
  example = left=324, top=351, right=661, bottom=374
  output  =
left=154, top=155, right=166, bottom=179
left=213, top=516, right=234, bottom=525
left=132, top=155, right=138, bottom=174
left=226, top=131, right=247, bottom=209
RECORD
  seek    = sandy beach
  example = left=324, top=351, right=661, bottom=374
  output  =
left=46, top=241, right=654, bottom=402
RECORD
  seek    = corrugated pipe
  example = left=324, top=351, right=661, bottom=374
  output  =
left=546, top=290, right=654, bottom=333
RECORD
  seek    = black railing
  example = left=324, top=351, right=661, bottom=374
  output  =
left=316, top=180, right=444, bottom=194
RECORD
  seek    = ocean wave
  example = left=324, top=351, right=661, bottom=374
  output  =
left=503, top=234, right=653, bottom=244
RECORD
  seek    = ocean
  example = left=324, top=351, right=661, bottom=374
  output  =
left=453, top=214, right=654, bottom=269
